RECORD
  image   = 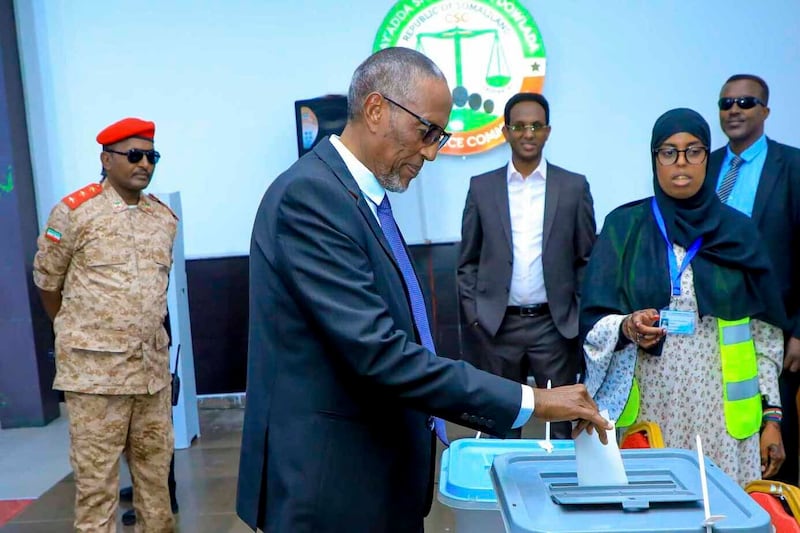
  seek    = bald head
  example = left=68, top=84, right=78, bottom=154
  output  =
left=347, top=47, right=447, bottom=121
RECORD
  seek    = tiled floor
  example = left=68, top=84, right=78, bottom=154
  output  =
left=4, top=407, right=546, bottom=532
left=0, top=405, right=71, bottom=500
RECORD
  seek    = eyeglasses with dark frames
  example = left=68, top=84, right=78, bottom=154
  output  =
left=381, top=95, right=451, bottom=151
left=506, top=122, right=550, bottom=134
left=653, top=146, right=708, bottom=166
left=104, top=148, right=161, bottom=165
left=718, top=96, right=765, bottom=111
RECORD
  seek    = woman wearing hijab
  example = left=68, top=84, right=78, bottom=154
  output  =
left=581, top=108, right=787, bottom=486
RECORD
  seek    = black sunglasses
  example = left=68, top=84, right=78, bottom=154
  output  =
left=718, top=96, right=765, bottom=111
left=381, top=95, right=451, bottom=151
left=105, top=148, right=161, bottom=165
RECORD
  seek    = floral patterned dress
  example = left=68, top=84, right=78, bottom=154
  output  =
left=584, top=244, right=783, bottom=487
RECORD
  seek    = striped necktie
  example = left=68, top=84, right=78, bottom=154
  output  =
left=717, top=155, right=743, bottom=204
left=377, top=194, right=449, bottom=446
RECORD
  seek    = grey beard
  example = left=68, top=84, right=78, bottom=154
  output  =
left=376, top=172, right=407, bottom=193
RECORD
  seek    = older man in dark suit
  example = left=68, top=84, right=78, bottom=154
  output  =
left=458, top=92, right=596, bottom=439
left=235, top=48, right=608, bottom=533
left=708, top=74, right=800, bottom=484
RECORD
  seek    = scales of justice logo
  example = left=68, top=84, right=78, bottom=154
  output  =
left=374, top=0, right=546, bottom=156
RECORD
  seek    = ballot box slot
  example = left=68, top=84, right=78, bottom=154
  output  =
left=542, top=470, right=701, bottom=511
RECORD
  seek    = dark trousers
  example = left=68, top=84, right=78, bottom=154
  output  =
left=775, top=369, right=800, bottom=485
left=167, top=453, right=176, bottom=500
left=463, top=310, right=581, bottom=439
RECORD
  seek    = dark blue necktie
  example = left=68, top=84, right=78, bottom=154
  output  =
left=377, top=194, right=448, bottom=446
left=717, top=155, right=743, bottom=204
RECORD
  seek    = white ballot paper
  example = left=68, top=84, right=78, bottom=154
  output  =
left=574, top=410, right=628, bottom=486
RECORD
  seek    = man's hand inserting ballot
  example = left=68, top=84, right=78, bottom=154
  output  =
left=532, top=384, right=612, bottom=444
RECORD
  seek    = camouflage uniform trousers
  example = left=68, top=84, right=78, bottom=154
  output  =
left=65, top=386, right=174, bottom=532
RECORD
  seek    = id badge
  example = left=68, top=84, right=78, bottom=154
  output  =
left=659, top=309, right=696, bottom=335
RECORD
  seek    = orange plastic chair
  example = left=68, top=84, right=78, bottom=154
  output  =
left=620, top=421, right=665, bottom=449
left=746, top=480, right=800, bottom=532
left=749, top=492, right=800, bottom=532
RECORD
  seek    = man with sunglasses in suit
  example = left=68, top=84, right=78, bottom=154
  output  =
left=33, top=117, right=177, bottom=532
left=709, top=74, right=800, bottom=485
left=236, top=48, right=609, bottom=533
left=457, top=92, right=596, bottom=439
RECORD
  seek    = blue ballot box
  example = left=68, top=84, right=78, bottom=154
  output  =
left=438, top=438, right=575, bottom=533
left=490, top=448, right=771, bottom=533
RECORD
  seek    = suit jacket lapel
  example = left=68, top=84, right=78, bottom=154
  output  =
left=751, top=139, right=782, bottom=224
left=312, top=138, right=400, bottom=270
left=493, top=167, right=513, bottom=254
left=542, top=163, right=560, bottom=251
left=708, top=148, right=724, bottom=187
left=314, top=138, right=430, bottom=334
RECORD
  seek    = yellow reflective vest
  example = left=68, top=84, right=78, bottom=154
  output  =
left=617, top=318, right=761, bottom=439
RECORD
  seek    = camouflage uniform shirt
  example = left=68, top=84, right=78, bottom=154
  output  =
left=33, top=181, right=178, bottom=395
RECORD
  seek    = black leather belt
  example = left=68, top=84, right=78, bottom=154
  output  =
left=506, top=303, right=549, bottom=317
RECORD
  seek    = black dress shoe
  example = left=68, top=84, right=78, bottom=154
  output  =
left=120, top=486, right=133, bottom=502
left=121, top=501, right=178, bottom=526
left=121, top=508, right=136, bottom=526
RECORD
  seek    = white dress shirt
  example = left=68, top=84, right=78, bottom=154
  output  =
left=507, top=159, right=548, bottom=306
left=330, top=135, right=534, bottom=427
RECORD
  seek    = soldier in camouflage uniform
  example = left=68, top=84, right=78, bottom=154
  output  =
left=33, top=118, right=177, bottom=533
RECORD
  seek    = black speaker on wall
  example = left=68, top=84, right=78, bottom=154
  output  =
left=294, top=95, right=348, bottom=158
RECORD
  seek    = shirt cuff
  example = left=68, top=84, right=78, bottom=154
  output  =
left=33, top=271, right=64, bottom=292
left=511, top=384, right=535, bottom=428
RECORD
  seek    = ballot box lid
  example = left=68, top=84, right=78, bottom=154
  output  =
left=490, top=448, right=771, bottom=533
left=438, top=438, right=575, bottom=510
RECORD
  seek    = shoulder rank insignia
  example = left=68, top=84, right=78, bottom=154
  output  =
left=147, top=193, right=179, bottom=221
left=61, top=183, right=102, bottom=210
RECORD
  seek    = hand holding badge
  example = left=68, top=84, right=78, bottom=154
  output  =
left=623, top=308, right=666, bottom=348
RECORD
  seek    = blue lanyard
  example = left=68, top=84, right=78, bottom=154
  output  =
left=650, top=198, right=702, bottom=296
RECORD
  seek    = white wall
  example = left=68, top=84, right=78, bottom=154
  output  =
left=14, top=0, right=800, bottom=258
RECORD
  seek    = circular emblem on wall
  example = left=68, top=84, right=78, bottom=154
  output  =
left=374, top=0, right=546, bottom=156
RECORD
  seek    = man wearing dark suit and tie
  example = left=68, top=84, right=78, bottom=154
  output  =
left=458, top=92, right=596, bottom=439
left=235, top=48, right=609, bottom=533
left=708, top=74, right=800, bottom=484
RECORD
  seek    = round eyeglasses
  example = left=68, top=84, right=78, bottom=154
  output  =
left=653, top=146, right=708, bottom=166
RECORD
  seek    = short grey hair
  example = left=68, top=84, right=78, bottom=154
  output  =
left=347, top=47, right=447, bottom=120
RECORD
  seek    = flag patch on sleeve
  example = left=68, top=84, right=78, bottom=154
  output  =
left=45, top=227, right=62, bottom=243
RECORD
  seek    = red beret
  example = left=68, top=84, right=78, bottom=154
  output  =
left=96, top=117, right=155, bottom=145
